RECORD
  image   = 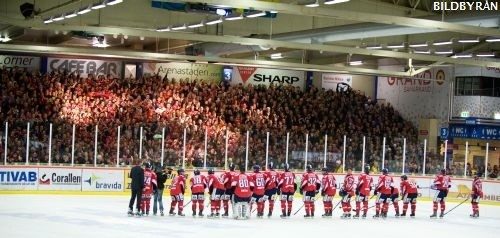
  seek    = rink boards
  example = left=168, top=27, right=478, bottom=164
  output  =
left=1, top=166, right=499, bottom=204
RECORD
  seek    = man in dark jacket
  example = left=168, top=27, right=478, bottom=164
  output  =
left=128, top=161, right=145, bottom=216
left=153, top=166, right=172, bottom=216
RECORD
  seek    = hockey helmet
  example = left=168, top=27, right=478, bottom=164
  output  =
left=208, top=168, right=214, bottom=175
left=475, top=172, right=482, bottom=178
left=322, top=167, right=329, bottom=174
left=382, top=168, right=389, bottom=175
left=401, top=174, right=408, bottom=181
left=364, top=165, right=371, bottom=174
left=284, top=163, right=290, bottom=172
left=268, top=162, right=274, bottom=170
left=440, top=169, right=446, bottom=175
left=177, top=168, right=185, bottom=174
left=229, top=163, right=236, bottom=171
left=306, top=164, right=313, bottom=172
left=253, top=165, right=261, bottom=172
left=194, top=169, right=200, bottom=175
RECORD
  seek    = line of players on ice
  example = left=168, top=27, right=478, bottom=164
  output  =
left=136, top=162, right=484, bottom=219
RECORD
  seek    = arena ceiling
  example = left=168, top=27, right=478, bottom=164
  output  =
left=0, top=0, right=499, bottom=77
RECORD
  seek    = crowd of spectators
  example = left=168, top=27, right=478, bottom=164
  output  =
left=0, top=66, right=496, bottom=177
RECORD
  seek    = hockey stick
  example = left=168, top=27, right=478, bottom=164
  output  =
left=332, top=199, right=342, bottom=211
left=184, top=199, right=192, bottom=207
left=293, top=203, right=305, bottom=215
left=443, top=198, right=469, bottom=216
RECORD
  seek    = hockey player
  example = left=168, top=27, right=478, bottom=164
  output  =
left=339, top=168, right=355, bottom=218
left=301, top=165, right=320, bottom=218
left=277, top=164, right=296, bottom=218
left=231, top=166, right=254, bottom=219
left=263, top=162, right=279, bottom=217
left=169, top=168, right=186, bottom=216
left=470, top=172, right=483, bottom=218
left=400, top=174, right=418, bottom=217
left=141, top=162, right=158, bottom=216
left=251, top=165, right=266, bottom=218
left=374, top=168, right=393, bottom=218
left=390, top=186, right=400, bottom=217
left=320, top=167, right=336, bottom=218
left=207, top=168, right=225, bottom=218
left=354, top=166, right=372, bottom=218
left=190, top=169, right=207, bottom=217
left=222, top=164, right=238, bottom=218
left=430, top=169, right=451, bottom=218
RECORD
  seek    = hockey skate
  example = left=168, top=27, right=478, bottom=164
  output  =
left=470, top=212, right=479, bottom=218
left=135, top=211, right=142, bottom=217
left=178, top=212, right=185, bottom=217
left=341, top=213, right=351, bottom=219
left=169, top=210, right=176, bottom=216
left=280, top=212, right=287, bottom=219
left=304, top=214, right=312, bottom=219
left=373, top=213, right=380, bottom=218
left=361, top=213, right=367, bottom=219
left=401, top=212, right=406, bottom=217
left=192, top=211, right=197, bottom=217
left=222, top=212, right=229, bottom=218
left=127, top=209, right=134, bottom=217
left=381, top=212, right=387, bottom=218
left=430, top=211, right=437, bottom=218
left=267, top=212, right=273, bottom=218
left=352, top=214, right=360, bottom=219
left=439, top=212, right=444, bottom=218
left=160, top=211, right=164, bottom=216
left=410, top=213, right=415, bottom=218
left=395, top=212, right=400, bottom=218
left=198, top=211, right=204, bottom=218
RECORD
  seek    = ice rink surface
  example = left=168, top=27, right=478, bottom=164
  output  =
left=0, top=195, right=499, bottom=238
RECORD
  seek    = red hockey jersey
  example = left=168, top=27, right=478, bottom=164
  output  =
left=472, top=178, right=483, bottom=197
left=231, top=173, right=254, bottom=198
left=278, top=171, right=296, bottom=193
left=207, top=174, right=225, bottom=190
left=170, top=174, right=185, bottom=196
left=264, top=170, right=279, bottom=190
left=342, top=174, right=356, bottom=195
left=252, top=172, right=266, bottom=196
left=376, top=175, right=393, bottom=195
left=143, top=169, right=158, bottom=194
left=321, top=174, right=337, bottom=196
left=400, top=180, right=418, bottom=194
left=301, top=172, right=320, bottom=192
left=433, top=174, right=451, bottom=191
left=190, top=175, right=207, bottom=194
left=357, top=173, right=373, bottom=196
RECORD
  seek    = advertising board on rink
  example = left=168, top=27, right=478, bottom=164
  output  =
left=0, top=167, right=38, bottom=190
left=38, top=168, right=82, bottom=190
left=82, top=169, right=124, bottom=191
left=321, top=73, right=352, bottom=90
left=142, top=62, right=223, bottom=83
left=47, top=57, right=122, bottom=78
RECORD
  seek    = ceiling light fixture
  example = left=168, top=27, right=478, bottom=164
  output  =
left=485, top=38, right=500, bottom=42
left=225, top=14, right=244, bottom=21
left=215, top=9, right=226, bottom=16
left=171, top=24, right=187, bottom=30
left=246, top=11, right=266, bottom=18
left=476, top=53, right=495, bottom=57
left=387, top=43, right=405, bottom=49
left=305, top=0, right=320, bottom=7
left=43, top=17, right=54, bottom=24
left=206, top=17, right=223, bottom=25
left=270, top=10, right=278, bottom=13
left=349, top=61, right=363, bottom=66
left=270, top=53, right=284, bottom=59
left=433, top=40, right=453, bottom=46
left=156, top=27, right=171, bottom=32
left=188, top=21, right=204, bottom=28
left=414, top=50, right=431, bottom=54
left=0, top=36, right=11, bottom=42
left=458, top=38, right=480, bottom=43
left=78, top=5, right=92, bottom=15
left=106, top=0, right=123, bottom=6
left=435, top=50, right=453, bottom=55
left=53, top=14, right=65, bottom=21
left=452, top=54, right=472, bottom=58
left=409, top=43, right=428, bottom=48
left=324, top=0, right=350, bottom=4
left=65, top=10, right=78, bottom=18
left=91, top=1, right=106, bottom=10
left=366, top=45, right=382, bottom=50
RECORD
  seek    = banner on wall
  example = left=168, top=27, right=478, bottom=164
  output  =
left=231, top=66, right=306, bottom=89
left=47, top=57, right=122, bottom=77
left=455, top=65, right=500, bottom=78
left=0, top=168, right=38, bottom=190
left=0, top=55, right=40, bottom=71
left=82, top=169, right=124, bottom=191
left=376, top=67, right=451, bottom=126
left=38, top=168, right=82, bottom=190
left=143, top=62, right=222, bottom=83
left=321, top=73, right=352, bottom=90
left=124, top=169, right=178, bottom=191
left=449, top=124, right=500, bottom=140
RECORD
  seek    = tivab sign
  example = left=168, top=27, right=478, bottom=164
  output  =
left=47, top=57, right=122, bottom=78
left=231, top=66, right=306, bottom=89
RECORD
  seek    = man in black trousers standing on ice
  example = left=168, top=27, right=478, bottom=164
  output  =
left=128, top=161, right=145, bottom=216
